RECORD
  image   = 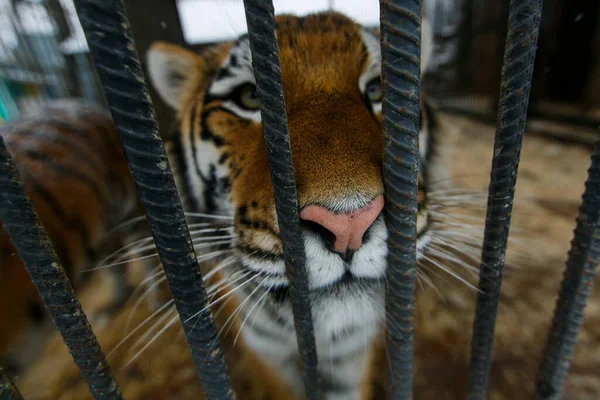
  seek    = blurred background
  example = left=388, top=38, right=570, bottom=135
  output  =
left=0, top=0, right=598, bottom=144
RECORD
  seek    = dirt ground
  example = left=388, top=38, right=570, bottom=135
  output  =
left=13, top=113, right=600, bottom=399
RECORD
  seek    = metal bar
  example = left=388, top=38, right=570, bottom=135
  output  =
left=241, top=1, right=321, bottom=399
left=379, top=0, right=422, bottom=398
left=534, top=132, right=600, bottom=400
left=71, top=1, right=233, bottom=399
left=466, top=0, right=543, bottom=398
left=0, top=137, right=121, bottom=399
left=0, top=365, right=23, bottom=400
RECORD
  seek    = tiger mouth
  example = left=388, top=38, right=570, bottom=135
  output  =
left=265, top=273, right=382, bottom=305
left=238, top=260, right=382, bottom=302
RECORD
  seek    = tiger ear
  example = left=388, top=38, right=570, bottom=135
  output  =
left=147, top=42, right=205, bottom=110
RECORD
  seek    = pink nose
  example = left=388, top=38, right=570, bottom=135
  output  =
left=299, top=195, right=384, bottom=254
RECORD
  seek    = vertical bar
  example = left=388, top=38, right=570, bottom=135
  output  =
left=534, top=133, right=600, bottom=400
left=241, top=1, right=321, bottom=399
left=0, top=136, right=121, bottom=399
left=71, top=1, right=233, bottom=399
left=0, top=365, right=23, bottom=400
left=466, top=0, right=543, bottom=398
left=380, top=0, right=422, bottom=398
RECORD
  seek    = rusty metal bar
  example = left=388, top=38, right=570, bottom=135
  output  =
left=534, top=132, right=600, bottom=400
left=242, top=1, right=321, bottom=399
left=466, top=0, right=544, bottom=398
left=0, top=136, right=121, bottom=399
left=380, top=0, right=422, bottom=398
left=71, top=1, right=233, bottom=398
left=0, top=364, right=23, bottom=400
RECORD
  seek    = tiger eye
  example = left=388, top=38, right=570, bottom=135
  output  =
left=239, top=84, right=260, bottom=110
left=365, top=78, right=383, bottom=103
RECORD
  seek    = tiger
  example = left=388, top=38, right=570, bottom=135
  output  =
left=142, top=11, right=442, bottom=399
left=0, top=101, right=145, bottom=372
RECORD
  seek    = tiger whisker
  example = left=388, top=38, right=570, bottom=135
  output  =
left=219, top=275, right=270, bottom=343
left=205, top=270, right=249, bottom=298
left=196, top=249, right=235, bottom=263
left=102, top=215, right=148, bottom=238
left=210, top=267, right=251, bottom=290
left=84, top=253, right=160, bottom=271
left=433, top=221, right=526, bottom=239
left=131, top=264, right=164, bottom=292
left=420, top=253, right=480, bottom=292
left=436, top=233, right=528, bottom=269
left=109, top=298, right=174, bottom=358
left=190, top=229, right=235, bottom=238
left=187, top=222, right=228, bottom=230
left=125, top=275, right=169, bottom=332
left=184, top=272, right=261, bottom=323
left=202, top=255, right=242, bottom=282
left=429, top=210, right=487, bottom=224
left=191, top=235, right=237, bottom=242
left=129, top=305, right=179, bottom=354
left=198, top=276, right=270, bottom=366
left=429, top=194, right=488, bottom=202
left=184, top=269, right=251, bottom=345
left=101, top=243, right=160, bottom=264
left=184, top=211, right=233, bottom=220
left=436, top=230, right=523, bottom=256
left=86, top=236, right=156, bottom=273
left=234, top=282, right=272, bottom=346
left=427, top=246, right=479, bottom=274
left=416, top=268, right=443, bottom=297
left=115, top=238, right=231, bottom=260
left=428, top=188, right=486, bottom=196
left=121, top=311, right=180, bottom=371
left=415, top=272, right=425, bottom=292
left=123, top=252, right=239, bottom=332
left=419, top=263, right=452, bottom=296
left=248, top=284, right=276, bottom=334
left=430, top=236, right=482, bottom=265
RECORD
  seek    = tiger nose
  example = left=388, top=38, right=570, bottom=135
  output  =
left=299, top=195, right=384, bottom=254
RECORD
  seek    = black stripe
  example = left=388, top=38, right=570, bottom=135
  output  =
left=237, top=218, right=279, bottom=238
left=247, top=317, right=288, bottom=341
left=423, top=99, right=437, bottom=163
left=236, top=278, right=291, bottom=329
left=202, top=164, right=218, bottom=213
left=201, top=104, right=253, bottom=130
left=170, top=129, right=198, bottom=212
left=419, top=99, right=437, bottom=191
left=200, top=108, right=226, bottom=147
left=42, top=117, right=113, bottom=155
left=237, top=244, right=282, bottom=263
left=327, top=339, right=369, bottom=364
left=18, top=128, right=105, bottom=172
left=259, top=298, right=292, bottom=329
left=187, top=100, right=212, bottom=213
left=23, top=150, right=107, bottom=205
left=22, top=172, right=94, bottom=274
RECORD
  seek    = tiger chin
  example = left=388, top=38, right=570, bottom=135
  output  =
left=147, top=12, right=442, bottom=399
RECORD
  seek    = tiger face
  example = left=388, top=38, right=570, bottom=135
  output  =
left=148, top=11, right=436, bottom=397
